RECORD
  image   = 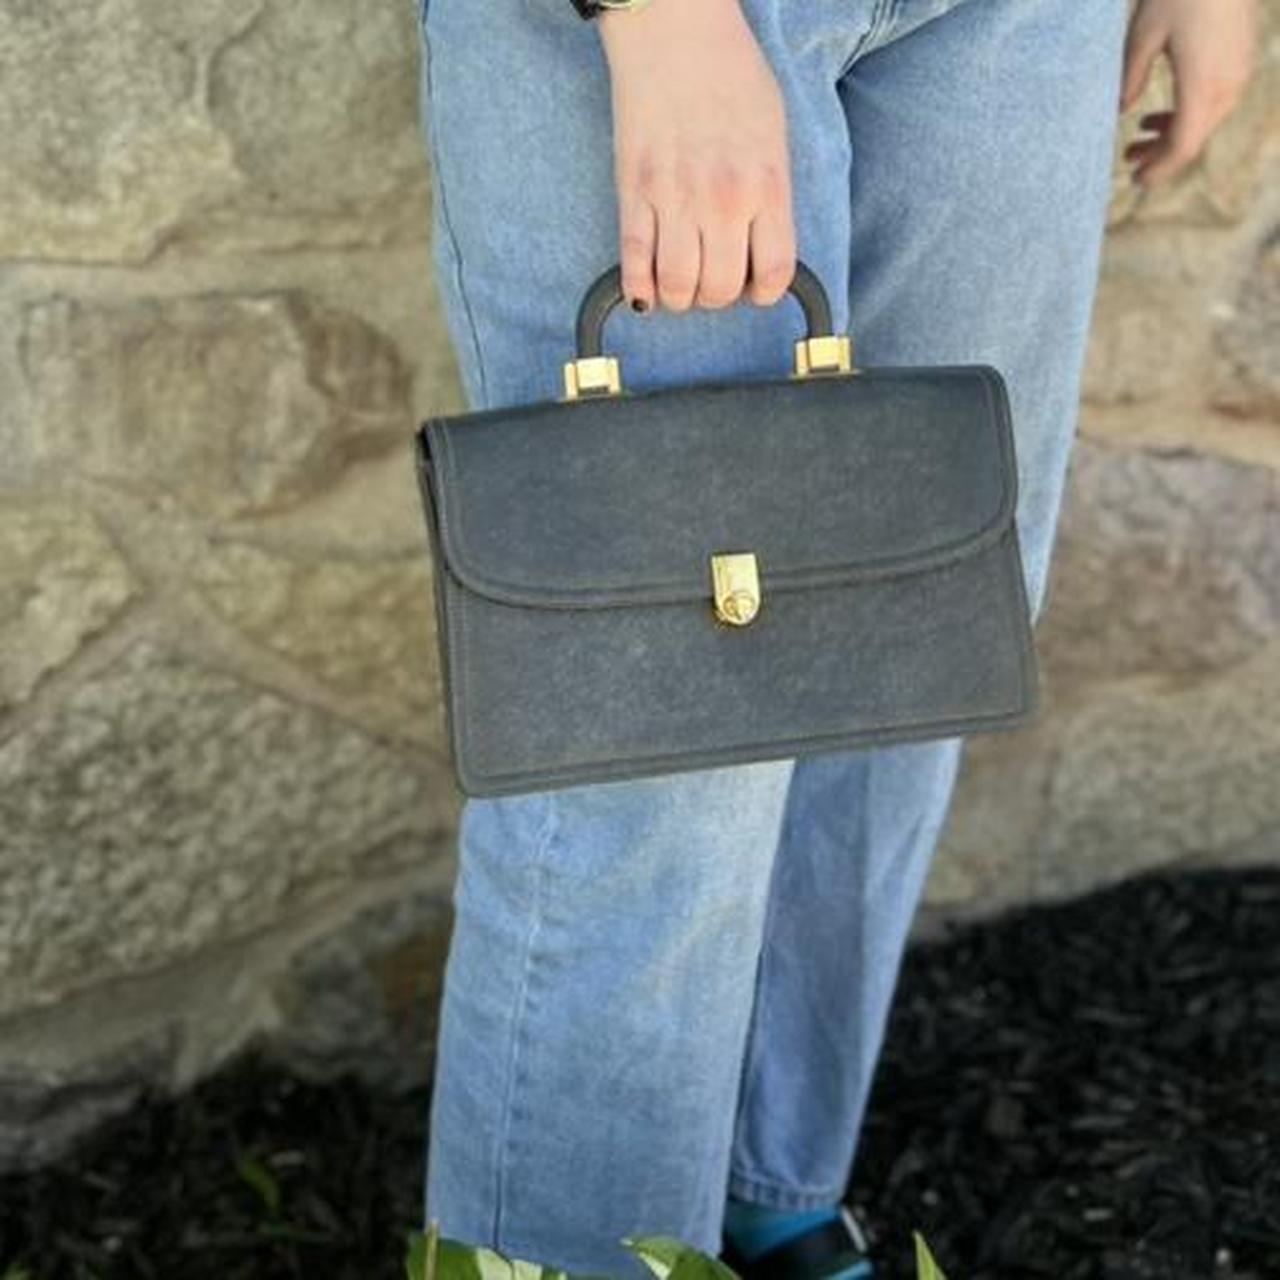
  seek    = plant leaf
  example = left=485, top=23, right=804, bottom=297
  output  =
left=620, top=1235, right=688, bottom=1280
left=436, top=1239, right=508, bottom=1280
left=406, top=1222, right=442, bottom=1280
left=234, top=1152, right=282, bottom=1217
left=406, top=1232, right=427, bottom=1280
left=427, top=1221, right=441, bottom=1280
left=667, top=1246, right=741, bottom=1280
left=405, top=1228, right=586, bottom=1280
left=912, top=1231, right=949, bottom=1280
left=621, top=1237, right=739, bottom=1280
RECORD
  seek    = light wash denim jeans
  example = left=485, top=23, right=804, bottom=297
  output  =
left=414, top=0, right=1127, bottom=1273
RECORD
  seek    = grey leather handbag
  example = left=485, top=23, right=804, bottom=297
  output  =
left=413, top=259, right=1040, bottom=797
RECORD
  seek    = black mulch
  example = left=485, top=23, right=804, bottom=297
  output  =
left=2, top=865, right=1277, bottom=1280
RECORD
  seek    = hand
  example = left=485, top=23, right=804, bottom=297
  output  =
left=597, top=0, right=797, bottom=313
left=1120, top=0, right=1260, bottom=188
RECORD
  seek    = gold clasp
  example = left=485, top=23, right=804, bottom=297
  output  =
left=711, top=552, right=761, bottom=627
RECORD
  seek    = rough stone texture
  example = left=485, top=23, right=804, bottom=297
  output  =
left=1081, top=270, right=1209, bottom=407
left=220, top=442, right=445, bottom=561
left=19, top=291, right=411, bottom=517
left=1212, top=232, right=1280, bottom=421
left=190, top=539, right=443, bottom=746
left=267, top=886, right=454, bottom=1094
left=926, top=720, right=1053, bottom=913
left=933, top=440, right=1280, bottom=919
left=1, top=0, right=1278, bottom=1175
left=1040, top=639, right=1280, bottom=900
left=0, top=501, right=138, bottom=710
left=1037, top=440, right=1280, bottom=688
left=0, top=0, right=428, bottom=263
left=0, top=638, right=435, bottom=1018
left=0, top=847, right=454, bottom=1173
left=204, top=0, right=430, bottom=251
left=0, top=1025, right=180, bottom=1174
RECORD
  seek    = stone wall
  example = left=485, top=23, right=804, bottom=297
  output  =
left=0, top=0, right=1276, bottom=1170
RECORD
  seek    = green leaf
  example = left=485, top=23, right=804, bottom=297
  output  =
left=2, top=1267, right=34, bottom=1280
left=621, top=1237, right=739, bottom=1280
left=406, top=1221, right=443, bottom=1280
left=234, top=1152, right=282, bottom=1217
left=411, top=1232, right=590, bottom=1280
left=619, top=1236, right=688, bottom=1280
left=913, top=1231, right=950, bottom=1280
left=667, top=1247, right=741, bottom=1280
left=406, top=1231, right=429, bottom=1280
left=435, top=1237, right=538, bottom=1280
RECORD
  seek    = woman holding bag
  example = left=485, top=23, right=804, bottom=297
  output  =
left=412, top=0, right=1258, bottom=1276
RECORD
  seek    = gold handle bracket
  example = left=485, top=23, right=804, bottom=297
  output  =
left=793, top=334, right=854, bottom=378
left=562, top=356, right=622, bottom=401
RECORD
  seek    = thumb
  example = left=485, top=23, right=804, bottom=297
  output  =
left=1120, top=7, right=1167, bottom=110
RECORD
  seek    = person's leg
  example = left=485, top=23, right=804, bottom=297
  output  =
left=413, top=0, right=881, bottom=1272
left=425, top=765, right=796, bottom=1275
left=727, top=0, right=1130, bottom=1211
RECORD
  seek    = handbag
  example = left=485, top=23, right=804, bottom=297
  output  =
left=412, top=259, right=1040, bottom=797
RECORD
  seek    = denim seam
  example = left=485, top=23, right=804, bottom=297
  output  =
left=491, top=793, right=557, bottom=1247
left=420, top=9, right=492, bottom=411
left=726, top=1167, right=848, bottom=1210
left=727, top=819, right=786, bottom=1190
left=849, top=756, right=873, bottom=1172
left=835, top=0, right=894, bottom=80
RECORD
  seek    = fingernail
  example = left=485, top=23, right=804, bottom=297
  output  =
left=630, top=297, right=649, bottom=313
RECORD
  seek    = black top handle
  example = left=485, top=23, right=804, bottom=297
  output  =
left=574, top=258, right=836, bottom=359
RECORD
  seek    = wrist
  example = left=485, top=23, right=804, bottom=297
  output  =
left=596, top=0, right=662, bottom=50
left=598, top=0, right=743, bottom=59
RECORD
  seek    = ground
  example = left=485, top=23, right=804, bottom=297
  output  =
left=2, top=865, right=1277, bottom=1280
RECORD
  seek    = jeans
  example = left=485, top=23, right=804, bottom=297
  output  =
left=414, top=0, right=1127, bottom=1273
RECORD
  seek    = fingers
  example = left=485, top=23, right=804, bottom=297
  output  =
left=745, top=162, right=797, bottom=307
left=617, top=160, right=796, bottom=315
left=618, top=183, right=658, bottom=312
left=609, top=133, right=788, bottom=316
left=691, top=164, right=753, bottom=309
left=1123, top=106, right=1203, bottom=187
left=1130, top=56, right=1245, bottom=187
left=653, top=188, right=702, bottom=312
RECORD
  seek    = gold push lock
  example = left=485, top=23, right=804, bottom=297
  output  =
left=711, top=552, right=761, bottom=627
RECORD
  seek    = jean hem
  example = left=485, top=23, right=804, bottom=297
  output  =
left=726, top=1168, right=846, bottom=1212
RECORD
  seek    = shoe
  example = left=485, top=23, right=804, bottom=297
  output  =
left=718, top=1203, right=875, bottom=1280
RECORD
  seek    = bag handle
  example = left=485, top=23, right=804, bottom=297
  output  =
left=561, top=257, right=855, bottom=400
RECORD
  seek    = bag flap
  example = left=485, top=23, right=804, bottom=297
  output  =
left=418, top=365, right=1016, bottom=608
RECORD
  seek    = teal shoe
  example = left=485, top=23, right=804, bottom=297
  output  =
left=718, top=1204, right=875, bottom=1280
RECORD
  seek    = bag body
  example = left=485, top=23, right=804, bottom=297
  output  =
left=413, top=262, right=1039, bottom=796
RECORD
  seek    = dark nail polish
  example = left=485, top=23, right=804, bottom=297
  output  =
left=630, top=297, right=649, bottom=313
